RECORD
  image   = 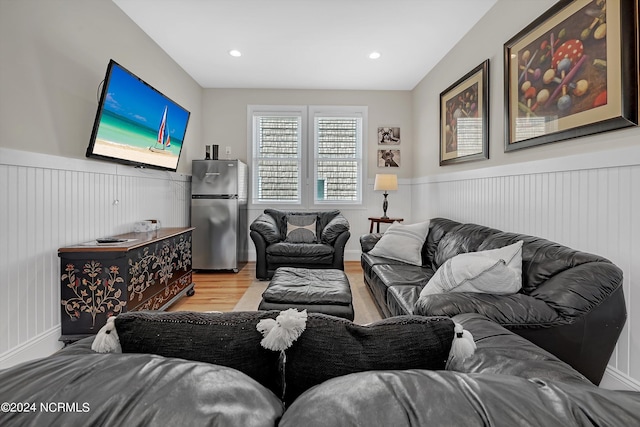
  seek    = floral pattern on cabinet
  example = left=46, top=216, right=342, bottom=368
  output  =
left=58, top=228, right=194, bottom=343
left=60, top=261, right=128, bottom=328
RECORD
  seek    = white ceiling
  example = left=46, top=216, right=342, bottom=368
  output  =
left=113, top=0, right=498, bottom=91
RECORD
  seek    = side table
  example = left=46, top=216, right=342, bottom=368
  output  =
left=368, top=217, right=404, bottom=233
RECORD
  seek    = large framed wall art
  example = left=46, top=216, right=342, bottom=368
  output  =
left=440, top=60, right=489, bottom=165
left=504, top=0, right=638, bottom=151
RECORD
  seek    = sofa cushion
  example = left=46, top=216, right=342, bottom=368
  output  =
left=420, top=240, right=523, bottom=297
left=0, top=353, right=283, bottom=427
left=387, top=285, right=423, bottom=316
left=279, top=369, right=640, bottom=427
left=250, top=213, right=281, bottom=244
left=113, top=311, right=282, bottom=395
left=266, top=242, right=334, bottom=265
left=283, top=313, right=454, bottom=405
left=433, top=222, right=500, bottom=269
left=365, top=263, right=433, bottom=317
left=360, top=232, right=382, bottom=253
left=265, top=209, right=340, bottom=240
left=414, top=290, right=560, bottom=325
left=478, top=232, right=613, bottom=294
left=448, top=313, right=590, bottom=384
left=372, top=263, right=434, bottom=288
left=423, top=218, right=463, bottom=268
left=368, top=220, right=430, bottom=266
left=315, top=210, right=341, bottom=231
left=285, top=214, right=317, bottom=243
left=321, top=213, right=350, bottom=244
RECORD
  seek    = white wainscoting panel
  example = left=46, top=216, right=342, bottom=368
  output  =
left=411, top=148, right=639, bottom=390
left=0, top=148, right=190, bottom=368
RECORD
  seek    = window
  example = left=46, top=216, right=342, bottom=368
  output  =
left=249, top=105, right=366, bottom=207
left=252, top=110, right=303, bottom=203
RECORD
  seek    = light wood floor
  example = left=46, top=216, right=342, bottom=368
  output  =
left=168, top=261, right=364, bottom=313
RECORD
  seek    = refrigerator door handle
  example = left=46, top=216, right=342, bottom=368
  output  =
left=205, top=172, right=221, bottom=176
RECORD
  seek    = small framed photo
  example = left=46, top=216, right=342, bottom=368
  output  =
left=440, top=60, right=490, bottom=165
left=378, top=149, right=400, bottom=167
left=378, top=127, right=401, bottom=145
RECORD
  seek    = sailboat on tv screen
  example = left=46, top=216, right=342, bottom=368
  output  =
left=149, top=106, right=171, bottom=153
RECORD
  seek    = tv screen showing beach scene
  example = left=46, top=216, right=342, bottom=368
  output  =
left=86, top=60, right=190, bottom=171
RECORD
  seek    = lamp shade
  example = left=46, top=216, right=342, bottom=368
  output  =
left=374, top=174, right=398, bottom=191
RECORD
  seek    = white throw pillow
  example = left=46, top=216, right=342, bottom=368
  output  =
left=368, top=221, right=430, bottom=266
left=420, top=240, right=524, bottom=297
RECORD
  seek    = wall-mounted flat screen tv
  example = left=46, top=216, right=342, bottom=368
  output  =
left=86, top=59, right=190, bottom=172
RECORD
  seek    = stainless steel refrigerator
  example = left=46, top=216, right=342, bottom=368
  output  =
left=191, top=160, right=248, bottom=271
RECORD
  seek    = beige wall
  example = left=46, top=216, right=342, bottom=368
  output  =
left=200, top=88, right=412, bottom=180
left=0, top=0, right=201, bottom=367
left=200, top=89, right=414, bottom=260
left=0, top=0, right=202, bottom=175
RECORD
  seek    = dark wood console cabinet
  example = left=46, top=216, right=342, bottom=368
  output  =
left=58, top=227, right=194, bottom=343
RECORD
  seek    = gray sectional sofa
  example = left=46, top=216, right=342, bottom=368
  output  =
left=1, top=311, right=638, bottom=426
left=360, top=217, right=627, bottom=385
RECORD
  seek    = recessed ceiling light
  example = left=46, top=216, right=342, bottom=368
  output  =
left=229, top=49, right=242, bottom=57
left=369, top=51, right=381, bottom=60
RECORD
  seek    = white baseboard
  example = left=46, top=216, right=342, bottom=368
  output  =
left=0, top=326, right=63, bottom=370
left=599, top=366, right=640, bottom=391
left=344, top=249, right=361, bottom=262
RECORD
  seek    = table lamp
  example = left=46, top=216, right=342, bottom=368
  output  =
left=374, top=174, right=398, bottom=219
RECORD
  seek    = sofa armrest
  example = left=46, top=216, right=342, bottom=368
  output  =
left=250, top=230, right=270, bottom=280
left=321, top=214, right=350, bottom=244
left=413, top=292, right=560, bottom=327
left=250, top=213, right=282, bottom=244
left=331, top=231, right=351, bottom=269
left=531, top=262, right=623, bottom=319
left=359, top=233, right=382, bottom=253
left=449, top=313, right=590, bottom=385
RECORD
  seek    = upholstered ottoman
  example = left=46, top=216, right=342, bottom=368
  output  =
left=258, top=267, right=354, bottom=320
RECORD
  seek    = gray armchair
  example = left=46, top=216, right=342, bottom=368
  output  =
left=250, top=209, right=350, bottom=280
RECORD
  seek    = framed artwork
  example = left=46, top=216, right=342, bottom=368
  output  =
left=378, top=149, right=400, bottom=167
left=504, top=0, right=638, bottom=151
left=440, top=60, right=489, bottom=165
left=378, top=127, right=401, bottom=145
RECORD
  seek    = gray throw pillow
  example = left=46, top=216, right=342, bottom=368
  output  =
left=114, top=310, right=282, bottom=396
left=283, top=313, right=454, bottom=405
left=285, top=214, right=317, bottom=243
